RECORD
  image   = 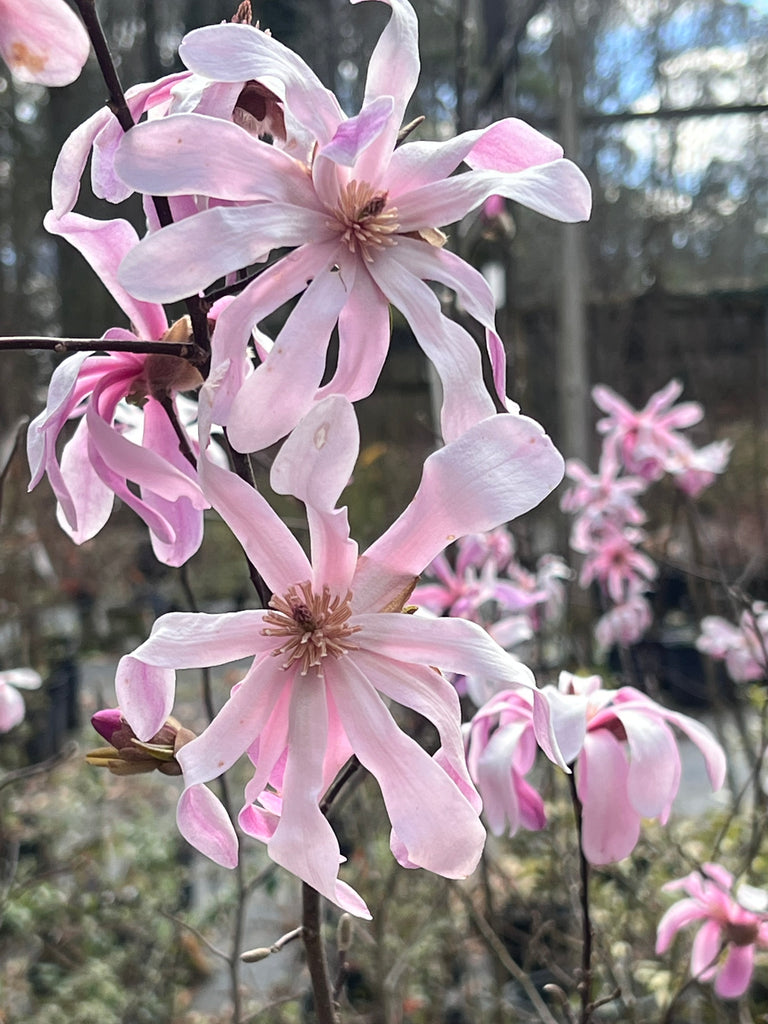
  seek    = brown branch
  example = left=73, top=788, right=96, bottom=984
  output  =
left=0, top=336, right=207, bottom=361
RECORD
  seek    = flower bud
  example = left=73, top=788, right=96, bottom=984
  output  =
left=86, top=710, right=195, bottom=777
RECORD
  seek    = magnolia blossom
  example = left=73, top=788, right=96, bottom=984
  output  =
left=697, top=608, right=768, bottom=684
left=0, top=0, right=89, bottom=86
left=577, top=523, right=657, bottom=604
left=115, top=393, right=565, bottom=916
left=27, top=214, right=210, bottom=566
left=594, top=595, right=653, bottom=650
left=0, top=668, right=42, bottom=732
left=112, top=0, right=591, bottom=449
left=546, top=672, right=726, bottom=864
left=656, top=864, right=768, bottom=998
left=465, top=689, right=546, bottom=837
left=593, top=380, right=730, bottom=493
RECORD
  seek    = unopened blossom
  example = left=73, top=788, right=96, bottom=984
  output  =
left=115, top=394, right=566, bottom=916
left=0, top=668, right=41, bottom=733
left=113, top=0, right=591, bottom=449
left=86, top=708, right=195, bottom=776
left=27, top=214, right=210, bottom=566
left=697, top=607, right=768, bottom=684
left=546, top=672, right=726, bottom=864
left=0, top=0, right=89, bottom=86
left=656, top=863, right=768, bottom=998
left=465, top=689, right=546, bottom=838
left=592, top=380, right=729, bottom=493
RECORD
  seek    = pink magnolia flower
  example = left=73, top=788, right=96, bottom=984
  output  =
left=561, top=450, right=646, bottom=531
left=546, top=672, right=726, bottom=864
left=27, top=214, right=209, bottom=566
left=594, top=594, right=653, bottom=649
left=465, top=689, right=546, bottom=837
left=697, top=609, right=768, bottom=684
left=0, top=0, right=89, bottom=86
left=665, top=438, right=733, bottom=498
left=0, top=668, right=42, bottom=732
left=113, top=0, right=591, bottom=449
left=115, top=394, right=566, bottom=916
left=577, top=523, right=657, bottom=604
left=656, top=863, right=768, bottom=998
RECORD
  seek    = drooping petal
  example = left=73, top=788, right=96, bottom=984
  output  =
left=115, top=656, right=176, bottom=742
left=56, top=416, right=114, bottom=540
left=176, top=658, right=287, bottom=787
left=226, top=263, right=352, bottom=452
left=690, top=919, right=724, bottom=981
left=268, top=679, right=371, bottom=918
left=44, top=212, right=168, bottom=341
left=578, top=730, right=640, bottom=864
left=177, top=783, right=239, bottom=868
left=369, top=253, right=496, bottom=441
left=0, top=683, right=25, bottom=732
left=715, top=943, right=755, bottom=999
left=327, top=657, right=485, bottom=879
left=607, top=708, right=680, bottom=819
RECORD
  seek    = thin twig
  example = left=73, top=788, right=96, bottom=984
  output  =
left=159, top=909, right=231, bottom=963
left=0, top=741, right=78, bottom=793
left=568, top=771, right=592, bottom=1024
left=0, top=336, right=206, bottom=359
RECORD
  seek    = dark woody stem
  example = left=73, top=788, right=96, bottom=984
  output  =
left=568, top=769, right=593, bottom=1024
left=0, top=337, right=207, bottom=361
left=302, top=884, right=340, bottom=1024
left=156, top=394, right=197, bottom=469
left=70, top=0, right=210, bottom=356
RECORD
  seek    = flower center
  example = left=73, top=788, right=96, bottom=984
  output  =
left=262, top=581, right=360, bottom=676
left=329, top=180, right=400, bottom=262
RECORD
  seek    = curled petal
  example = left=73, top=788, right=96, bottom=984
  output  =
left=177, top=784, right=239, bottom=868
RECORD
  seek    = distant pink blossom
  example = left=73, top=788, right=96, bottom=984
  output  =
left=0, top=668, right=42, bottom=732
left=465, top=689, right=546, bottom=837
left=697, top=608, right=768, bottom=683
left=115, top=394, right=566, bottom=917
left=578, top=524, right=657, bottom=604
left=0, top=0, right=89, bottom=86
left=112, top=0, right=591, bottom=449
left=656, top=863, right=768, bottom=998
left=592, top=380, right=729, bottom=494
left=595, top=595, right=653, bottom=649
left=547, top=672, right=725, bottom=864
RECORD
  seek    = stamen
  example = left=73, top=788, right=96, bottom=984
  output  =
left=262, top=581, right=360, bottom=676
left=328, top=180, right=400, bottom=262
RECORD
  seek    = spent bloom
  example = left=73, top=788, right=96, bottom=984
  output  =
left=112, top=0, right=591, bottom=449
left=0, top=0, right=89, bottom=86
left=115, top=394, right=565, bottom=917
left=656, top=864, right=768, bottom=998
left=0, top=668, right=42, bottom=732
left=546, top=672, right=725, bottom=864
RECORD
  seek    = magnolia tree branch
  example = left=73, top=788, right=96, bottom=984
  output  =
left=0, top=337, right=207, bottom=361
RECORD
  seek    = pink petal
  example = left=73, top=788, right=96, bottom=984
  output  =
left=351, top=0, right=419, bottom=183
left=268, top=680, right=371, bottom=918
left=396, top=161, right=592, bottom=230
left=361, top=412, right=564, bottom=583
left=226, top=265, right=351, bottom=452
left=176, top=659, right=286, bottom=787
left=368, top=254, right=497, bottom=440
left=115, top=656, right=176, bottom=741
left=57, top=416, right=114, bottom=540
left=43, top=212, right=167, bottom=341
left=690, top=919, right=723, bottom=981
left=319, top=96, right=394, bottom=167
left=319, top=261, right=390, bottom=401
left=656, top=898, right=708, bottom=954
left=179, top=23, right=344, bottom=145
left=715, top=944, right=754, bottom=999
left=610, top=709, right=680, bottom=819
left=177, top=784, right=239, bottom=868
left=464, top=118, right=564, bottom=172
left=0, top=0, right=89, bottom=86
left=578, top=730, right=640, bottom=864
left=327, top=657, right=485, bottom=878
left=114, top=113, right=318, bottom=206
left=118, top=204, right=331, bottom=304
